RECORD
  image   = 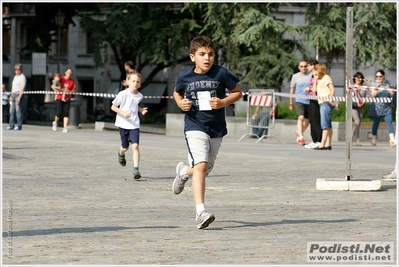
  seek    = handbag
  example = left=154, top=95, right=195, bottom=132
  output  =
left=369, top=102, right=391, bottom=117
left=374, top=102, right=391, bottom=116
left=368, top=103, right=377, bottom=117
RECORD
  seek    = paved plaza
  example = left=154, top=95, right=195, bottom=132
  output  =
left=2, top=124, right=397, bottom=265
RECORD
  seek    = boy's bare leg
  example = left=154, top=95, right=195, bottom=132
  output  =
left=191, top=162, right=207, bottom=205
left=132, top=143, right=140, bottom=168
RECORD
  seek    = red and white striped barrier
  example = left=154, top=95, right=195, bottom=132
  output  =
left=250, top=95, right=272, bottom=107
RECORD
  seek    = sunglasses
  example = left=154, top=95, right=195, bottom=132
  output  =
left=15, top=68, right=21, bottom=70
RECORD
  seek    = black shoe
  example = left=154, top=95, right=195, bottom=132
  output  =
left=118, top=152, right=126, bottom=166
left=326, top=146, right=332, bottom=150
left=313, top=146, right=328, bottom=150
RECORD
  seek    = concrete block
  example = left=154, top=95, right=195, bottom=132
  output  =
left=95, top=121, right=105, bottom=131
left=94, top=121, right=117, bottom=131
left=316, top=178, right=349, bottom=191
left=348, top=179, right=381, bottom=191
left=316, top=178, right=382, bottom=191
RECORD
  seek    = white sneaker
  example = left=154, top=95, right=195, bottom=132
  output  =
left=382, top=172, right=397, bottom=181
left=305, top=142, right=320, bottom=149
left=62, top=128, right=69, bottom=133
left=52, top=121, right=57, bottom=131
left=304, top=142, right=315, bottom=149
left=196, top=210, right=215, bottom=229
left=172, top=162, right=189, bottom=194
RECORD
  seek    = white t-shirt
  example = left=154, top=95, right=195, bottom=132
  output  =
left=12, top=73, right=27, bottom=93
left=112, top=88, right=143, bottom=130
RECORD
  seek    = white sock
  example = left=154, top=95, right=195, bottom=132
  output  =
left=196, top=203, right=205, bottom=217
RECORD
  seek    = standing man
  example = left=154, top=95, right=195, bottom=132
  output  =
left=7, top=63, right=26, bottom=130
left=289, top=60, right=312, bottom=145
left=51, top=68, right=76, bottom=133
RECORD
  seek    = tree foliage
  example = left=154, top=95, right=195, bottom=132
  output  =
left=9, top=3, right=396, bottom=91
left=78, top=3, right=202, bottom=88
left=184, top=3, right=304, bottom=90
left=303, top=3, right=397, bottom=69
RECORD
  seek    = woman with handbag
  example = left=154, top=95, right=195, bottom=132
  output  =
left=352, top=72, right=367, bottom=146
left=368, top=69, right=396, bottom=147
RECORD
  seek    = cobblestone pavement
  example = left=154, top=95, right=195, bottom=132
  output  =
left=2, top=124, right=397, bottom=265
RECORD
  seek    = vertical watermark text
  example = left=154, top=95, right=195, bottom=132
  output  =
left=6, top=201, right=13, bottom=260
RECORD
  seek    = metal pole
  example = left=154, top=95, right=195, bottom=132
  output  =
left=345, top=6, right=354, bottom=181
left=57, top=25, right=61, bottom=73
left=315, top=2, right=320, bottom=61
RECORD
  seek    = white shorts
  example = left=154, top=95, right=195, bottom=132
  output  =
left=185, top=130, right=222, bottom=174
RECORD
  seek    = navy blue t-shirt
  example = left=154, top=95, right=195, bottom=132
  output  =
left=175, top=65, right=239, bottom=138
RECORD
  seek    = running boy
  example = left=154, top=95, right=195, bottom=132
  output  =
left=111, top=70, right=148, bottom=180
left=172, top=36, right=242, bottom=229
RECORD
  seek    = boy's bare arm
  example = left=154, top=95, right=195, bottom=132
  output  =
left=209, top=86, right=242, bottom=110
left=51, top=84, right=61, bottom=92
left=139, top=106, right=148, bottom=115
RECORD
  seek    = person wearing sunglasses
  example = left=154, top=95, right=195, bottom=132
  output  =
left=368, top=69, right=396, bottom=147
left=289, top=60, right=312, bottom=146
left=351, top=72, right=367, bottom=146
left=6, top=63, right=26, bottom=130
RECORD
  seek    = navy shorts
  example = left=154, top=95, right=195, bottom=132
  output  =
left=119, top=128, right=140, bottom=148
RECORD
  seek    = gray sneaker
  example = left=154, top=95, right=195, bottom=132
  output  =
left=382, top=172, right=397, bottom=181
left=133, top=170, right=141, bottom=180
left=172, top=162, right=189, bottom=194
left=196, top=210, right=215, bottom=229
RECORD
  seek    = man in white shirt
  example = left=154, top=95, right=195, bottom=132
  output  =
left=7, top=63, right=26, bottom=130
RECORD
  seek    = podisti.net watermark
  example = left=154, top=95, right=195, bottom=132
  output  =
left=307, top=242, right=394, bottom=263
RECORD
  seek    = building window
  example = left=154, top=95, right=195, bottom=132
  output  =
left=87, top=32, right=95, bottom=54
left=2, top=27, right=11, bottom=61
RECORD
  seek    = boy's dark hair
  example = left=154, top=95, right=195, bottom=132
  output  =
left=190, top=36, right=215, bottom=55
left=125, top=60, right=134, bottom=70
left=308, top=59, right=318, bottom=66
